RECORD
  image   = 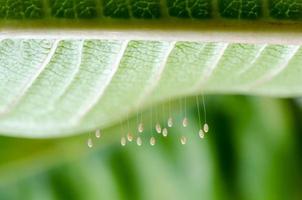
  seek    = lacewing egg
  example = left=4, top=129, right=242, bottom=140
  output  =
left=180, top=136, right=187, bottom=145
left=203, top=123, right=209, bottom=133
left=136, top=137, right=142, bottom=146
left=199, top=129, right=204, bottom=139
left=162, top=128, right=168, bottom=137
left=150, top=137, right=156, bottom=146
left=121, top=137, right=127, bottom=146
left=95, top=129, right=101, bottom=138
left=138, top=123, right=144, bottom=133
left=167, top=117, right=173, bottom=127
left=182, top=117, right=188, bottom=127
left=155, top=123, right=161, bottom=133
left=127, top=133, right=133, bottom=142
left=87, top=138, right=93, bottom=148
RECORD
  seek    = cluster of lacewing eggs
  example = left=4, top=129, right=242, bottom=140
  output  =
left=87, top=96, right=209, bottom=148
left=87, top=120, right=209, bottom=148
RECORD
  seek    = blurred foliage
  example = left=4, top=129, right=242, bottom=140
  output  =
left=0, top=95, right=301, bottom=200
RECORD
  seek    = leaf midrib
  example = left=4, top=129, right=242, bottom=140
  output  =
left=2, top=20, right=302, bottom=45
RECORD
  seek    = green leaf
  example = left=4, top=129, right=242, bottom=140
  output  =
left=0, top=39, right=302, bottom=138
left=0, top=1, right=302, bottom=199
left=0, top=0, right=301, bottom=20
left=1, top=0, right=302, bottom=138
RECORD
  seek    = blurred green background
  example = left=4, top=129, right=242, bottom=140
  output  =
left=0, top=95, right=301, bottom=200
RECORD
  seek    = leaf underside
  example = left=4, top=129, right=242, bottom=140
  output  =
left=0, top=39, right=302, bottom=138
left=1, top=0, right=302, bottom=138
left=0, top=0, right=301, bottom=20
